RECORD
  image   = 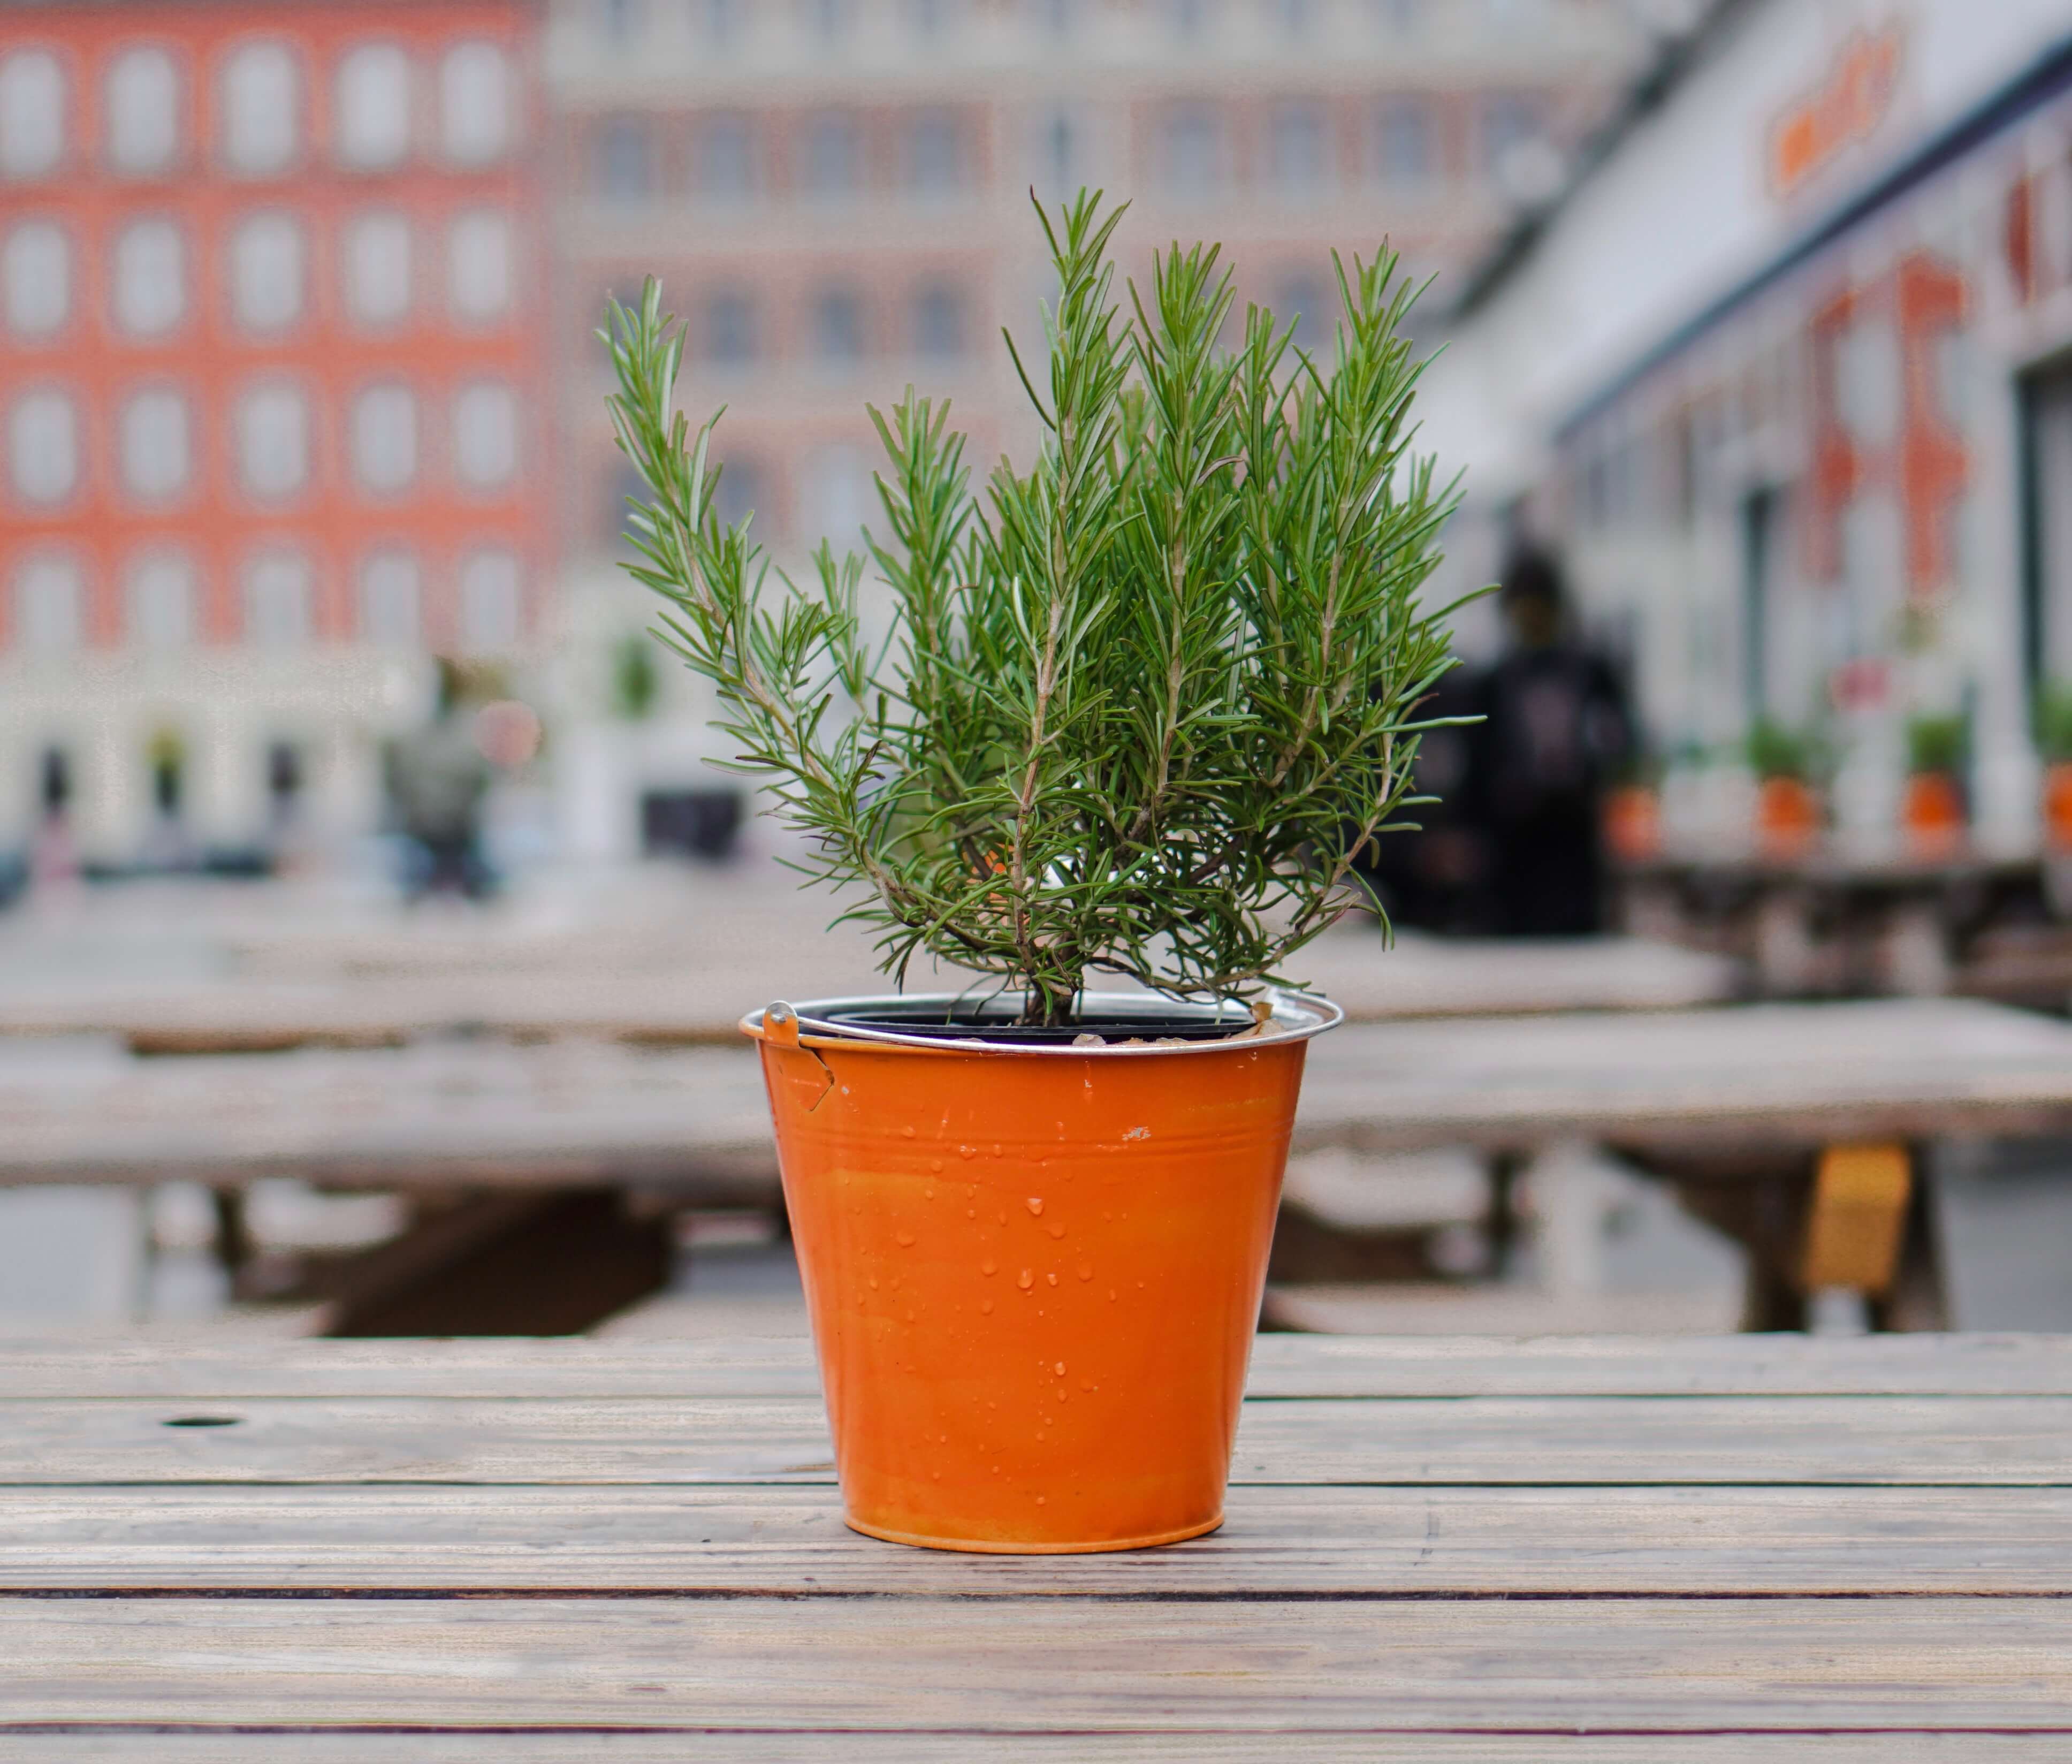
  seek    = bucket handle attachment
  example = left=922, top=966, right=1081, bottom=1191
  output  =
left=764, top=1001, right=836, bottom=1112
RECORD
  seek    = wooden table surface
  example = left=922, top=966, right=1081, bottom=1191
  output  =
left=0, top=925, right=1738, bottom=1052
left=5, top=996, right=2070, bottom=1192
left=3, top=1330, right=2070, bottom=1758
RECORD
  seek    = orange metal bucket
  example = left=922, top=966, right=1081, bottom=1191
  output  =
left=742, top=992, right=1339, bottom=1554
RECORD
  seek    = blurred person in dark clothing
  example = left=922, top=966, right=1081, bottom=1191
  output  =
left=1473, top=547, right=1632, bottom=937
left=386, top=658, right=496, bottom=902
left=1355, top=659, right=1491, bottom=933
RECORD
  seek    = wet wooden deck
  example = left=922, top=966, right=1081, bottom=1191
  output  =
left=4, top=1332, right=2070, bottom=1757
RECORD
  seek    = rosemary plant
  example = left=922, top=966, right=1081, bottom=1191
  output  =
left=605, top=192, right=1469, bottom=1025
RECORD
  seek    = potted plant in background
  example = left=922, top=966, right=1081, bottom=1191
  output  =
left=1747, top=717, right=1822, bottom=856
left=1903, top=712, right=1967, bottom=856
left=604, top=193, right=1468, bottom=1553
left=2036, top=684, right=2072, bottom=849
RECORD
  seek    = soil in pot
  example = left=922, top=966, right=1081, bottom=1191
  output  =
left=744, top=992, right=1337, bottom=1554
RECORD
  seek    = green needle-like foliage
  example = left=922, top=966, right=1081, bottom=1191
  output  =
left=604, top=191, right=1472, bottom=1025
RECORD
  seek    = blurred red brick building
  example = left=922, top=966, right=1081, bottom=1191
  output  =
left=0, top=0, right=546, bottom=858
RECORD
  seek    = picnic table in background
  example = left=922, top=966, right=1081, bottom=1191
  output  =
left=3, top=1330, right=2070, bottom=1754
left=0, top=912, right=1739, bottom=1051
left=4, top=996, right=2070, bottom=1333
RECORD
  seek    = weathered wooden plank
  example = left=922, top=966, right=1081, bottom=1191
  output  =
left=4, top=1394, right=2072, bottom=1487
left=10, top=1331, right=2072, bottom=1401
left=4, top=1597, right=2069, bottom=1731
left=3, top=1484, right=2069, bottom=1595
left=11, top=998, right=2072, bottom=1187
left=0, top=922, right=1736, bottom=1051
left=1297, top=998, right=2072, bottom=1154
left=5, top=1735, right=2060, bottom=1762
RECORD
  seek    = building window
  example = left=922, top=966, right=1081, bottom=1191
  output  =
left=230, top=211, right=305, bottom=333
left=1270, top=101, right=1329, bottom=197
left=1031, top=0, right=1075, bottom=35
left=912, top=282, right=965, bottom=359
left=1163, top=105, right=1224, bottom=198
left=119, top=387, right=191, bottom=503
left=1372, top=96, right=1433, bottom=187
left=0, top=50, right=64, bottom=181
left=220, top=41, right=300, bottom=177
left=459, top=549, right=521, bottom=653
left=694, top=113, right=757, bottom=201
left=799, top=443, right=866, bottom=546
left=447, top=210, right=513, bottom=323
left=113, top=217, right=186, bottom=337
left=800, top=0, right=856, bottom=43
left=802, top=112, right=860, bottom=198
left=1034, top=108, right=1078, bottom=195
left=905, top=109, right=963, bottom=195
left=1274, top=0, right=1315, bottom=33
left=1168, top=0, right=1214, bottom=40
left=127, top=551, right=195, bottom=649
left=595, top=116, right=654, bottom=201
left=359, top=549, right=420, bottom=645
left=597, top=0, right=646, bottom=46
left=337, top=43, right=412, bottom=170
left=237, top=383, right=309, bottom=501
left=1277, top=270, right=1329, bottom=341
left=710, top=457, right=764, bottom=531
left=107, top=48, right=180, bottom=176
left=244, top=549, right=312, bottom=649
left=908, top=0, right=958, bottom=36
left=13, top=554, right=82, bottom=655
left=3, top=222, right=68, bottom=337
left=813, top=285, right=865, bottom=366
left=705, top=287, right=757, bottom=365
left=344, top=211, right=411, bottom=325
left=698, top=0, right=744, bottom=47
left=352, top=384, right=417, bottom=496
left=9, top=390, right=77, bottom=506
left=1374, top=0, right=1422, bottom=32
left=1480, top=93, right=1544, bottom=176
left=440, top=42, right=511, bottom=166
left=453, top=382, right=517, bottom=490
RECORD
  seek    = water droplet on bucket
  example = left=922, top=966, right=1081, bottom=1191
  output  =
left=981, top=1298, right=994, bottom=1314
left=931, top=1159, right=944, bottom=1173
left=1046, top=1272, right=1058, bottom=1286
left=1108, top=1289, right=1118, bottom=1301
left=1017, top=1269, right=1033, bottom=1290
left=1045, top=1223, right=1065, bottom=1239
left=895, top=1230, right=915, bottom=1247
left=925, top=1187, right=936, bottom=1201
left=1076, top=1262, right=1093, bottom=1281
left=981, top=1258, right=997, bottom=1276
left=1054, top=1361, right=1065, bottom=1375
left=1026, top=1198, right=1044, bottom=1216
left=901, top=1125, right=916, bottom=1138
left=959, top=1145, right=977, bottom=1160
left=868, top=1276, right=879, bottom=1290
left=1035, top=1495, right=1047, bottom=1506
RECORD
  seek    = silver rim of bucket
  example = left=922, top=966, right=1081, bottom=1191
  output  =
left=740, top=990, right=1343, bottom=1056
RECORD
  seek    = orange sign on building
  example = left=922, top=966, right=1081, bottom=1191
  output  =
left=1769, top=25, right=1904, bottom=201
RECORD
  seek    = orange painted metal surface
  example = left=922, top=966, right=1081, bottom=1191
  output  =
left=746, top=1008, right=1315, bottom=1554
left=1755, top=775, right=1821, bottom=855
left=2045, top=762, right=2072, bottom=850
left=1902, top=771, right=1964, bottom=855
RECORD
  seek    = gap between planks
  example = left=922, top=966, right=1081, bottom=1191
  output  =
left=2, top=1735, right=2068, bottom=1763
left=7, top=1333, right=2072, bottom=1400
left=5, top=1395, right=2072, bottom=1487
